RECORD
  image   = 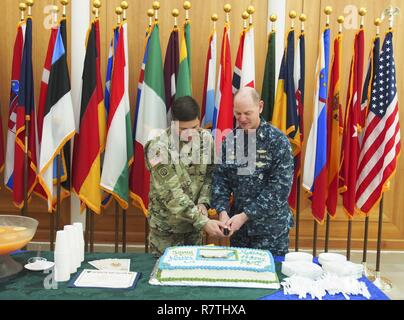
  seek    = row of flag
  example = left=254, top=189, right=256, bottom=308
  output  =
left=1, top=11, right=400, bottom=224
left=303, top=25, right=400, bottom=224
left=198, top=16, right=400, bottom=224
left=2, top=14, right=134, bottom=215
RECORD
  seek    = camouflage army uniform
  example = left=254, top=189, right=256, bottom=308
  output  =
left=145, top=127, right=214, bottom=257
left=212, top=118, right=294, bottom=256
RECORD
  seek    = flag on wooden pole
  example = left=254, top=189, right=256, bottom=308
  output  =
left=176, top=22, right=192, bottom=99
left=72, top=21, right=105, bottom=214
left=302, top=28, right=331, bottom=223
left=37, top=23, right=75, bottom=211
left=215, top=23, right=233, bottom=146
left=101, top=22, right=133, bottom=209
left=326, top=32, right=343, bottom=217
left=201, top=29, right=217, bottom=129
left=339, top=29, right=365, bottom=218
left=5, top=22, right=25, bottom=194
left=13, top=17, right=39, bottom=208
left=288, top=31, right=306, bottom=212
left=164, top=27, right=179, bottom=124
left=356, top=32, right=400, bottom=215
left=130, top=24, right=166, bottom=216
left=272, top=29, right=300, bottom=155
left=261, top=30, right=276, bottom=122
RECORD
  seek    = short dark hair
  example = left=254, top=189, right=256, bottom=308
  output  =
left=172, top=96, right=200, bottom=121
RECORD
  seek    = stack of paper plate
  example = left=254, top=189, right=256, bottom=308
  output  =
left=318, top=252, right=347, bottom=266
left=321, top=261, right=364, bottom=279
left=285, top=252, right=313, bottom=262
left=281, top=261, right=324, bottom=280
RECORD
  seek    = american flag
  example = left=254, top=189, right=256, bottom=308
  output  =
left=356, top=32, right=401, bottom=214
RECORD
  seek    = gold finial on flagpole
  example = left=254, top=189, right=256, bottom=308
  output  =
left=242, top=11, right=249, bottom=30
left=147, top=8, right=154, bottom=26
left=116, top=7, right=123, bottom=24
left=224, top=4, right=231, bottom=24
left=184, top=1, right=191, bottom=21
left=324, top=6, right=332, bottom=27
left=270, top=14, right=277, bottom=32
left=93, top=0, right=101, bottom=19
left=359, top=7, right=367, bottom=28
left=211, top=13, right=218, bottom=30
left=247, top=5, right=255, bottom=25
left=374, top=17, right=381, bottom=36
left=147, top=9, right=154, bottom=27
left=19, top=3, right=27, bottom=21
left=152, top=1, right=160, bottom=21
left=121, top=1, right=128, bottom=21
left=289, top=10, right=297, bottom=29
left=25, top=0, right=34, bottom=17
left=172, top=9, right=179, bottom=28
left=60, top=0, right=68, bottom=18
left=52, top=5, right=59, bottom=25
left=338, top=15, right=344, bottom=34
left=300, top=13, right=306, bottom=32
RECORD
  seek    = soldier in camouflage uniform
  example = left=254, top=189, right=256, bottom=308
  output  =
left=145, top=96, right=226, bottom=257
left=212, top=87, right=294, bottom=256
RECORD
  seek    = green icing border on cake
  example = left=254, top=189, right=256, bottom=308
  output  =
left=156, top=270, right=279, bottom=285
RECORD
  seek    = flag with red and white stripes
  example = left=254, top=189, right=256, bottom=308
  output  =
left=356, top=31, right=401, bottom=215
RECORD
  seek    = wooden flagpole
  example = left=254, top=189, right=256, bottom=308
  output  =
left=85, top=210, right=90, bottom=252
left=324, top=15, right=343, bottom=253
left=346, top=8, right=367, bottom=261
left=294, top=13, right=306, bottom=252
left=55, top=3, right=64, bottom=243
left=111, top=5, right=123, bottom=254
left=22, top=0, right=35, bottom=219
left=313, top=6, right=332, bottom=257
left=18, top=1, right=26, bottom=211
left=324, top=214, right=330, bottom=252
left=121, top=1, right=128, bottom=254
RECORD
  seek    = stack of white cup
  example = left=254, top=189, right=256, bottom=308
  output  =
left=54, top=223, right=85, bottom=282
left=73, top=223, right=85, bottom=263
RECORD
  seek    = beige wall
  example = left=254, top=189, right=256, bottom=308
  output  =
left=0, top=0, right=403, bottom=250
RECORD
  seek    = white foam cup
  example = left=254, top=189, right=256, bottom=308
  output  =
left=73, top=222, right=85, bottom=262
left=54, top=230, right=71, bottom=282
left=64, top=225, right=79, bottom=273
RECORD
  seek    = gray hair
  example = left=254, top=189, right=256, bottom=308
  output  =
left=234, top=87, right=261, bottom=106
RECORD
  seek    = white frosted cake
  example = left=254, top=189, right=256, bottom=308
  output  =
left=149, top=246, right=280, bottom=289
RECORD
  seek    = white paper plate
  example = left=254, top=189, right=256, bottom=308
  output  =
left=322, top=261, right=364, bottom=279
left=318, top=252, right=347, bottom=265
left=285, top=252, right=313, bottom=262
left=281, top=261, right=324, bottom=280
left=24, top=261, right=55, bottom=271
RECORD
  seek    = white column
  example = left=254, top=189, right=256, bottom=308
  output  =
left=267, top=0, right=286, bottom=93
left=70, top=0, right=90, bottom=227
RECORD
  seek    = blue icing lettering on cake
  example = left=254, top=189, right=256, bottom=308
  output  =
left=152, top=246, right=280, bottom=289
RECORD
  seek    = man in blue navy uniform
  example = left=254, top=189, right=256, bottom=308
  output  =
left=212, top=87, right=294, bottom=256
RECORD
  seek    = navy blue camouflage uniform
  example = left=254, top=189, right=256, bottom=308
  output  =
left=212, top=118, right=294, bottom=256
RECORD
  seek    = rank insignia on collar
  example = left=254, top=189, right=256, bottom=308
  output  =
left=158, top=167, right=169, bottom=178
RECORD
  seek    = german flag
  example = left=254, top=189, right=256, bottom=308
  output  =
left=72, top=20, right=105, bottom=214
left=94, top=19, right=106, bottom=152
